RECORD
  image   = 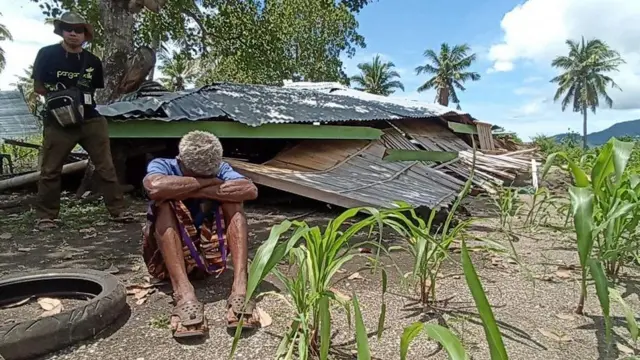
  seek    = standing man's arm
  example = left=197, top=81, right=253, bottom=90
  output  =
left=31, top=48, right=48, bottom=96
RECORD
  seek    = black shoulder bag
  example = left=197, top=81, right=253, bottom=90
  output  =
left=44, top=53, right=90, bottom=128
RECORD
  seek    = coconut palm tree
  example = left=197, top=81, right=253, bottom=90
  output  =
left=550, top=37, right=625, bottom=149
left=415, top=43, right=480, bottom=109
left=0, top=12, right=13, bottom=75
left=350, top=55, right=404, bottom=96
left=158, top=49, right=198, bottom=91
left=11, top=65, right=42, bottom=113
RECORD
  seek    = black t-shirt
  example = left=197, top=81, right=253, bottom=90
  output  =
left=31, top=43, right=104, bottom=119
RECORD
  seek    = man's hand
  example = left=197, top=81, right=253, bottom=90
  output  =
left=143, top=174, right=220, bottom=201
left=195, top=179, right=258, bottom=203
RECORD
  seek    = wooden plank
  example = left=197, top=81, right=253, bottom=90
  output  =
left=108, top=120, right=384, bottom=139
left=447, top=121, right=478, bottom=135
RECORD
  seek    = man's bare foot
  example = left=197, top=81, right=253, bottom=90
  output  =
left=226, top=294, right=260, bottom=329
left=171, top=294, right=208, bottom=338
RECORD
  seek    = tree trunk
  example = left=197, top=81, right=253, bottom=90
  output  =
left=436, top=87, right=449, bottom=107
left=96, top=0, right=136, bottom=105
left=582, top=107, right=588, bottom=150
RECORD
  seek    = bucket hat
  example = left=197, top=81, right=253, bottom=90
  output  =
left=53, top=12, right=94, bottom=42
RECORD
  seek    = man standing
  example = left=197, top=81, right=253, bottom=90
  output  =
left=142, top=130, right=260, bottom=338
left=31, top=12, right=132, bottom=230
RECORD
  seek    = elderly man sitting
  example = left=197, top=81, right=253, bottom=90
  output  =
left=142, top=131, right=259, bottom=338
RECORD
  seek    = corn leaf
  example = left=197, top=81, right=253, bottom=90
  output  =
left=610, top=288, right=639, bottom=341
left=400, top=322, right=424, bottom=360
left=423, top=324, right=469, bottom=360
left=588, top=259, right=612, bottom=344
left=461, top=240, right=508, bottom=360
left=352, top=293, right=371, bottom=360
left=569, top=186, right=595, bottom=268
left=319, top=296, right=331, bottom=360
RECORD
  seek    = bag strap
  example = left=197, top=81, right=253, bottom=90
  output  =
left=74, top=51, right=90, bottom=88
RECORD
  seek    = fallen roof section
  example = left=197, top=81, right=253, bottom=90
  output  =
left=98, top=82, right=470, bottom=126
left=226, top=138, right=462, bottom=209
left=0, top=91, right=41, bottom=141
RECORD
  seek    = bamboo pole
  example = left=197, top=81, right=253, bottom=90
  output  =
left=0, top=160, right=88, bottom=192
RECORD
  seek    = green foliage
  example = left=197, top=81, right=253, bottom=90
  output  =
left=0, top=134, right=43, bottom=173
left=544, top=137, right=640, bottom=346
left=230, top=206, right=394, bottom=359
left=157, top=48, right=198, bottom=91
left=350, top=54, right=405, bottom=96
left=10, top=65, right=44, bottom=115
left=29, top=0, right=368, bottom=87
left=550, top=37, right=625, bottom=148
left=415, top=43, right=480, bottom=109
left=493, top=187, right=522, bottom=231
left=0, top=12, right=12, bottom=74
left=400, top=240, right=508, bottom=360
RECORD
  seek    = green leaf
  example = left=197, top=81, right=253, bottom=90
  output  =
left=568, top=187, right=595, bottom=268
left=400, top=322, right=424, bottom=360
left=319, top=296, right=331, bottom=360
left=352, top=293, right=371, bottom=360
left=377, top=268, right=387, bottom=339
left=423, top=324, right=469, bottom=360
left=610, top=288, right=639, bottom=341
left=461, top=240, right=508, bottom=360
left=588, top=259, right=612, bottom=344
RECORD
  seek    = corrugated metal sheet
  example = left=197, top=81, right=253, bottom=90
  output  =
left=283, top=81, right=467, bottom=118
left=227, top=138, right=461, bottom=209
left=98, top=82, right=468, bottom=127
left=0, top=91, right=41, bottom=140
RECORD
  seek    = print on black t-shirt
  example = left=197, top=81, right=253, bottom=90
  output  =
left=31, top=44, right=105, bottom=119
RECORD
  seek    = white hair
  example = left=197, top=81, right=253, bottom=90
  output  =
left=178, top=130, right=223, bottom=176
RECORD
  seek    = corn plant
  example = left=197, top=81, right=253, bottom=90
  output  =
left=399, top=239, right=508, bottom=360
left=493, top=187, right=523, bottom=231
left=522, top=187, right=561, bottom=228
left=229, top=207, right=394, bottom=360
left=381, top=143, right=477, bottom=307
left=543, top=137, right=639, bottom=344
left=610, top=288, right=639, bottom=345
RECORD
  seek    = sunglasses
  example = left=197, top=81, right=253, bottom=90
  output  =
left=61, top=24, right=86, bottom=34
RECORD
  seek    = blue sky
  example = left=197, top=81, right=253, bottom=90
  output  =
left=1, top=0, right=640, bottom=140
left=339, top=0, right=640, bottom=140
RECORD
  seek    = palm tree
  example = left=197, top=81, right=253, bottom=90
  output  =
left=0, top=12, right=14, bottom=75
left=158, top=50, right=198, bottom=91
left=350, top=55, right=404, bottom=96
left=550, top=37, right=625, bottom=149
left=415, top=43, right=480, bottom=109
left=10, top=65, right=42, bottom=113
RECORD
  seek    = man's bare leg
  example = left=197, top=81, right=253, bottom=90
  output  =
left=221, top=202, right=259, bottom=328
left=221, top=202, right=248, bottom=296
left=154, top=202, right=205, bottom=335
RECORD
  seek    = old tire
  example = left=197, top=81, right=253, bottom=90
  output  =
left=0, top=269, right=127, bottom=360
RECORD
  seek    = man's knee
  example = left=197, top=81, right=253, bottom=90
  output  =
left=154, top=202, right=179, bottom=237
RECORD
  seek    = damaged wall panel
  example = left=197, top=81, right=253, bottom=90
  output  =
left=227, top=139, right=462, bottom=210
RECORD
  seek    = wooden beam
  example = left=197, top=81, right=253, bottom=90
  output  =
left=448, top=121, right=478, bottom=135
left=383, top=149, right=458, bottom=162
left=107, top=120, right=383, bottom=139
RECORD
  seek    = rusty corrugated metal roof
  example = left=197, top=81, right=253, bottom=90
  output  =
left=98, top=82, right=468, bottom=127
left=0, top=91, right=41, bottom=140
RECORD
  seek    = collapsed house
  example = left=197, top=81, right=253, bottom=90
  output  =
left=93, top=82, right=534, bottom=210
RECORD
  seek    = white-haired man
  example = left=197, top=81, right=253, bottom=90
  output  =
left=142, top=131, right=259, bottom=338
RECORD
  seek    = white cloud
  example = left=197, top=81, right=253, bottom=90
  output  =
left=0, top=1, right=59, bottom=90
left=0, top=2, right=168, bottom=91
left=487, top=0, right=640, bottom=110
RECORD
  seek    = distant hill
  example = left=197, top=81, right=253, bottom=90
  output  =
left=553, top=119, right=640, bottom=146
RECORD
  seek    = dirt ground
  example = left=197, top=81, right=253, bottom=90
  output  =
left=1, top=189, right=639, bottom=360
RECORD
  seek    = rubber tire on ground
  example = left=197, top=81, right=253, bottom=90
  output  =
left=0, top=269, right=127, bottom=360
